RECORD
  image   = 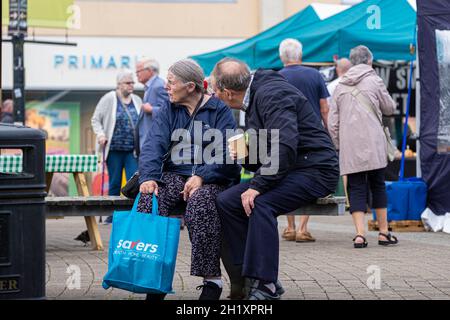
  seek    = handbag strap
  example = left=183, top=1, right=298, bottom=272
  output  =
left=120, top=98, right=137, bottom=131
left=343, top=85, right=383, bottom=127
left=120, top=97, right=140, bottom=157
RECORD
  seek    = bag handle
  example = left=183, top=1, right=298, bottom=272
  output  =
left=151, top=193, right=159, bottom=215
left=131, top=192, right=159, bottom=215
left=131, top=192, right=142, bottom=212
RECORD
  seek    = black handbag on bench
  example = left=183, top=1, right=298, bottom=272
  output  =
left=121, top=171, right=140, bottom=199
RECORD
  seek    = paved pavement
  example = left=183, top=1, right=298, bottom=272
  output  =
left=45, top=214, right=450, bottom=300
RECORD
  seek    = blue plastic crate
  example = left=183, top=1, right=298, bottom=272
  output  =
left=372, top=178, right=427, bottom=222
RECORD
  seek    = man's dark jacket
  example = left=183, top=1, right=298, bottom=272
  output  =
left=244, top=69, right=339, bottom=194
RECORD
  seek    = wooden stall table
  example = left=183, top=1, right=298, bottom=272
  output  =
left=0, top=154, right=103, bottom=250
left=45, top=155, right=103, bottom=250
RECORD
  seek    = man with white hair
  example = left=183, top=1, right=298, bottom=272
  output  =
left=278, top=38, right=331, bottom=243
left=135, top=58, right=169, bottom=153
left=91, top=70, right=142, bottom=223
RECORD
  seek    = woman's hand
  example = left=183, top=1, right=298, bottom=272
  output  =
left=182, top=175, right=203, bottom=201
left=140, top=180, right=159, bottom=196
left=98, top=136, right=107, bottom=146
left=241, top=188, right=260, bottom=216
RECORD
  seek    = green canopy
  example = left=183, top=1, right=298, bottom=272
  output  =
left=191, top=0, right=416, bottom=74
left=190, top=4, right=322, bottom=75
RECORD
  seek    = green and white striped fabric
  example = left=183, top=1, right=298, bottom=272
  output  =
left=0, top=154, right=98, bottom=174
left=0, top=155, right=22, bottom=173
left=45, top=155, right=98, bottom=173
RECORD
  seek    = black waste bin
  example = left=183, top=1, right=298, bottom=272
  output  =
left=0, top=123, right=46, bottom=299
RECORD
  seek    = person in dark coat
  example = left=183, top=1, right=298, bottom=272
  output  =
left=211, top=58, right=339, bottom=300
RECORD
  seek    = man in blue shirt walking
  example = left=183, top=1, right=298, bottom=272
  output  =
left=278, top=38, right=331, bottom=243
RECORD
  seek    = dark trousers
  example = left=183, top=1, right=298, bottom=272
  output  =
left=137, top=172, right=225, bottom=277
left=106, top=150, right=138, bottom=196
left=216, top=169, right=338, bottom=283
left=347, top=167, right=387, bottom=213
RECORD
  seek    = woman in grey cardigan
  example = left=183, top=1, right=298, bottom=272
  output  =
left=329, top=46, right=399, bottom=248
left=91, top=70, right=142, bottom=223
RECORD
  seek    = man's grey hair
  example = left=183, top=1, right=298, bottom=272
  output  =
left=139, top=57, right=160, bottom=74
left=116, top=70, right=134, bottom=84
left=349, top=45, right=373, bottom=66
left=168, top=59, right=205, bottom=93
left=211, top=58, right=251, bottom=92
left=279, top=38, right=303, bottom=64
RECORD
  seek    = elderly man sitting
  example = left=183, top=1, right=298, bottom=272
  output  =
left=211, top=58, right=340, bottom=300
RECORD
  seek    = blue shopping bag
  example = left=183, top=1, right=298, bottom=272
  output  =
left=102, top=193, right=181, bottom=294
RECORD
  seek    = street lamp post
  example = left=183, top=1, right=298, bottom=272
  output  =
left=8, top=0, right=28, bottom=125
left=12, top=33, right=25, bottom=124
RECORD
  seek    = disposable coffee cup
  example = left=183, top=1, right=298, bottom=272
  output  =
left=228, top=134, right=248, bottom=160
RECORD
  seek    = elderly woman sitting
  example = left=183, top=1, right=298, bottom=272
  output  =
left=137, top=59, right=240, bottom=300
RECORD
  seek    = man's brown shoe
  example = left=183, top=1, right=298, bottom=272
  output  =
left=295, top=231, right=316, bottom=242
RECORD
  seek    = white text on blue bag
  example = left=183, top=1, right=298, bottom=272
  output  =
left=117, top=239, right=159, bottom=253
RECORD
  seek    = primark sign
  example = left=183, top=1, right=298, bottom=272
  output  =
left=53, top=54, right=140, bottom=70
left=1, top=36, right=240, bottom=90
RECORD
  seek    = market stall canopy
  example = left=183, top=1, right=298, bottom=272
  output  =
left=191, top=0, right=417, bottom=74
left=2, top=0, right=74, bottom=29
left=189, top=2, right=349, bottom=75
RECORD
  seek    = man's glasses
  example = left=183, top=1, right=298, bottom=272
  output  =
left=121, top=81, right=135, bottom=85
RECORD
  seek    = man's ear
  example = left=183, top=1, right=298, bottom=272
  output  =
left=224, top=88, right=233, bottom=100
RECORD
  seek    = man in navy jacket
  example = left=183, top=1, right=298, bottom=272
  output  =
left=212, top=58, right=339, bottom=300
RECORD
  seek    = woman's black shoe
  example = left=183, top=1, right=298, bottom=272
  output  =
left=197, top=281, right=222, bottom=300
left=146, top=293, right=166, bottom=301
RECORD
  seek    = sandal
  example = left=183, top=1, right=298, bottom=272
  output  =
left=378, top=232, right=398, bottom=246
left=353, top=235, right=368, bottom=248
left=295, top=232, right=316, bottom=242
left=281, top=228, right=296, bottom=241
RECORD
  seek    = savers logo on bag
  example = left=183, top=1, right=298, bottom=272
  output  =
left=114, top=239, right=160, bottom=260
